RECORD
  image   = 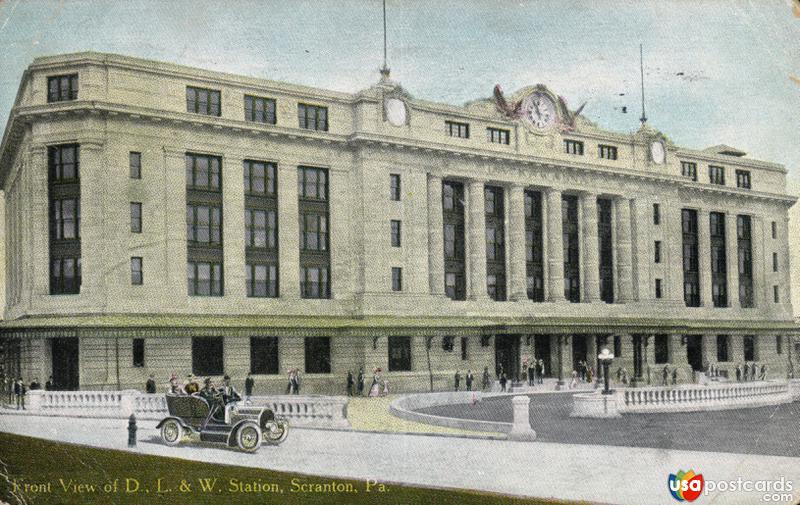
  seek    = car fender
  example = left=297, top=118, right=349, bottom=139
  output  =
left=227, top=419, right=260, bottom=446
left=156, top=416, right=191, bottom=431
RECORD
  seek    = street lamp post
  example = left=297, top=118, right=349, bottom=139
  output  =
left=598, top=348, right=615, bottom=395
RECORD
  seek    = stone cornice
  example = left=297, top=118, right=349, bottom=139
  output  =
left=675, top=148, right=786, bottom=173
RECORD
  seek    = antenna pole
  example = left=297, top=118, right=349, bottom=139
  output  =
left=639, top=43, right=647, bottom=125
left=380, top=0, right=390, bottom=79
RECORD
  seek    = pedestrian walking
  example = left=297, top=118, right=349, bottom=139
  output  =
left=465, top=370, right=474, bottom=391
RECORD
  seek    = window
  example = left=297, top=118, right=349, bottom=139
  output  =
left=681, top=161, right=697, bottom=181
left=737, top=215, right=753, bottom=308
left=485, top=226, right=504, bottom=261
left=245, top=209, right=277, bottom=249
left=774, top=285, right=779, bottom=303
left=298, top=166, right=328, bottom=200
left=131, top=257, right=143, bottom=285
left=564, top=139, right=584, bottom=155
left=298, top=103, right=328, bottom=131
left=130, top=202, right=142, bottom=233
left=186, top=205, right=222, bottom=244
left=391, top=267, right=402, bottom=292
left=443, top=180, right=466, bottom=301
left=49, top=144, right=80, bottom=182
left=391, top=220, right=401, bottom=247
left=716, top=335, right=729, bottom=362
left=250, top=337, right=279, bottom=375
left=187, top=261, right=223, bottom=296
left=614, top=335, right=622, bottom=357
left=653, top=203, right=660, bottom=225
left=487, top=273, right=506, bottom=301
left=709, top=165, right=725, bottom=185
left=129, top=152, right=141, bottom=179
left=771, top=221, right=777, bottom=239
left=460, top=337, right=468, bottom=361
left=246, top=263, right=278, bottom=298
left=562, top=195, right=580, bottom=302
left=243, top=160, right=277, bottom=196
left=598, top=144, right=618, bottom=160
left=773, top=252, right=778, bottom=272
left=47, top=74, right=79, bottom=102
left=654, top=241, right=662, bottom=263
left=304, top=337, right=331, bottom=373
left=736, top=170, right=751, bottom=189
left=50, top=257, right=81, bottom=295
left=300, top=266, right=330, bottom=299
left=192, top=336, right=224, bottom=376
left=487, top=127, right=510, bottom=145
left=390, top=174, right=401, bottom=201
left=598, top=198, right=614, bottom=303
left=442, top=336, right=454, bottom=352
left=186, top=86, right=221, bottom=116
left=244, top=95, right=276, bottom=124
left=50, top=199, right=80, bottom=240
left=710, top=211, right=728, bottom=308
left=743, top=335, right=755, bottom=361
left=132, top=338, right=145, bottom=368
left=185, top=153, right=221, bottom=191
left=445, top=121, right=470, bottom=138
left=388, top=336, right=411, bottom=371
left=300, top=213, right=328, bottom=251
left=655, top=279, right=663, bottom=299
left=776, top=335, right=783, bottom=355
left=445, top=272, right=465, bottom=300
left=654, top=335, right=668, bottom=364
left=682, top=209, right=700, bottom=307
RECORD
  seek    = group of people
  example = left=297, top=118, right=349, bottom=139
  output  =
left=525, top=359, right=547, bottom=386
left=346, top=368, right=389, bottom=397
left=2, top=374, right=56, bottom=410
left=660, top=365, right=681, bottom=385
left=452, top=369, right=476, bottom=391
left=734, top=362, right=767, bottom=382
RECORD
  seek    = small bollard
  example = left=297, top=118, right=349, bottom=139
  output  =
left=507, top=395, right=537, bottom=441
left=128, top=413, right=137, bottom=447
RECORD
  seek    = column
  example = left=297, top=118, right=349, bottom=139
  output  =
left=223, top=156, right=246, bottom=297
left=580, top=192, right=600, bottom=303
left=508, top=183, right=527, bottom=301
left=751, top=216, right=767, bottom=308
left=701, top=334, right=716, bottom=371
left=278, top=163, right=300, bottom=299
left=697, top=209, right=713, bottom=307
left=328, top=166, right=353, bottom=299
left=545, top=188, right=565, bottom=302
left=725, top=213, right=740, bottom=309
left=779, top=216, right=791, bottom=307
left=28, top=145, right=49, bottom=299
left=666, top=203, right=685, bottom=304
left=78, top=141, right=107, bottom=299
left=427, top=174, right=445, bottom=296
left=162, top=148, right=189, bottom=303
left=468, top=180, right=488, bottom=301
left=614, top=197, right=634, bottom=303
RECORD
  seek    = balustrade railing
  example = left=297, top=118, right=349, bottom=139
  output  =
left=619, top=381, right=791, bottom=413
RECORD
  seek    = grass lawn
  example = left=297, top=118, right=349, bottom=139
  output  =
left=0, top=432, right=579, bottom=505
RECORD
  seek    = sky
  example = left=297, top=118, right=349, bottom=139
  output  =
left=0, top=0, right=798, bottom=311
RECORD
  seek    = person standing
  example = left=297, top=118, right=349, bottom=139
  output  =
left=499, top=372, right=507, bottom=392
left=735, top=364, right=742, bottom=382
left=357, top=368, right=365, bottom=396
left=569, top=370, right=578, bottom=389
left=346, top=370, right=354, bottom=396
left=760, top=364, right=767, bottom=381
left=751, top=362, right=758, bottom=381
left=671, top=367, right=678, bottom=385
left=369, top=368, right=382, bottom=397
left=29, top=377, right=41, bottom=390
left=244, top=374, right=254, bottom=400
left=482, top=367, right=490, bottom=391
left=465, top=370, right=474, bottom=391
left=662, top=365, right=669, bottom=386
left=145, top=374, right=157, bottom=394
left=292, top=369, right=301, bottom=395
left=14, top=378, right=25, bottom=410
left=537, top=359, right=545, bottom=384
left=743, top=363, right=750, bottom=381
left=169, top=373, right=182, bottom=394
left=454, top=370, right=461, bottom=391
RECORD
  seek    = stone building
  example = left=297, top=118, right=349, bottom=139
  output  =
left=0, top=52, right=797, bottom=393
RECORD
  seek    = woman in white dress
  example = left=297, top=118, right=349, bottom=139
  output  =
left=369, top=368, right=382, bottom=397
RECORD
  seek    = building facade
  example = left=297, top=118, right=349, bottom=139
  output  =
left=0, top=52, right=797, bottom=393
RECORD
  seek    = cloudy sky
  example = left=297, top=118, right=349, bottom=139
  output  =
left=0, top=0, right=798, bottom=309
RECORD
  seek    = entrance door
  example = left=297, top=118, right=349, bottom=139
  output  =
left=51, top=338, right=79, bottom=390
left=494, top=335, right=520, bottom=381
left=533, top=336, right=552, bottom=377
left=686, top=335, right=703, bottom=371
left=572, top=335, right=588, bottom=370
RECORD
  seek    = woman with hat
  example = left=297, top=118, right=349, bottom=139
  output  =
left=369, top=368, right=382, bottom=397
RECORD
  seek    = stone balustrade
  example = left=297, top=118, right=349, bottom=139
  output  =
left=22, top=390, right=350, bottom=429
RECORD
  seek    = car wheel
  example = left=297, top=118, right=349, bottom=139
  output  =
left=264, top=420, right=289, bottom=445
left=161, top=419, right=183, bottom=446
left=236, top=421, right=262, bottom=453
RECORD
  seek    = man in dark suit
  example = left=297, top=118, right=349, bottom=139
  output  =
left=145, top=374, right=157, bottom=394
left=357, top=368, right=365, bottom=396
left=45, top=376, right=54, bottom=391
left=454, top=370, right=461, bottom=391
left=29, top=378, right=41, bottom=390
left=244, top=374, right=255, bottom=399
left=14, top=378, right=25, bottom=410
left=465, top=370, right=474, bottom=391
left=346, top=370, right=354, bottom=396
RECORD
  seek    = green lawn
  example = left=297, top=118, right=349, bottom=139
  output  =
left=0, top=432, right=582, bottom=505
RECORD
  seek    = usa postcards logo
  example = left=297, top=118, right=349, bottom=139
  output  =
left=668, top=470, right=705, bottom=502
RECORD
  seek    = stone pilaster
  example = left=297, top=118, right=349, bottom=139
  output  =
left=467, top=180, right=488, bottom=301
left=278, top=162, right=300, bottom=299
left=725, top=213, right=740, bottom=309
left=78, top=141, right=107, bottom=299
left=545, top=188, right=565, bottom=302
left=666, top=203, right=685, bottom=304
left=751, top=216, right=767, bottom=308
left=162, top=148, right=189, bottom=302
left=697, top=209, right=713, bottom=307
left=508, top=183, right=527, bottom=301
left=28, top=145, right=49, bottom=299
left=580, top=192, right=600, bottom=303
left=222, top=156, right=246, bottom=298
left=328, top=166, right=353, bottom=299
left=614, top=197, right=634, bottom=303
left=427, top=174, right=445, bottom=296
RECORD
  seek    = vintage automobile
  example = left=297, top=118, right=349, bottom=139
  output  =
left=156, top=393, right=289, bottom=452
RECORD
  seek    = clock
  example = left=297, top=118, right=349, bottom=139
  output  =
left=522, top=92, right=556, bottom=130
left=384, top=98, right=407, bottom=127
left=650, top=140, right=666, bottom=164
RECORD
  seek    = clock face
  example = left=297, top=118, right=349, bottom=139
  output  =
left=522, top=92, right=556, bottom=130
left=384, top=98, right=407, bottom=127
left=650, top=140, right=666, bottom=164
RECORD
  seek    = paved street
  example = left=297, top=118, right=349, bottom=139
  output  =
left=1, top=413, right=799, bottom=505
left=419, top=392, right=800, bottom=457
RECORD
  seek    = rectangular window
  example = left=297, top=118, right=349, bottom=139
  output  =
left=388, top=336, right=411, bottom=371
left=525, top=190, right=545, bottom=302
left=298, top=103, right=328, bottom=131
left=562, top=195, right=580, bottom=302
left=390, top=174, right=401, bottom=201
left=192, top=336, right=224, bottom=376
left=442, top=336, right=454, bottom=352
left=710, top=212, right=728, bottom=308
left=771, top=221, right=777, bottom=239
left=49, top=257, right=81, bottom=295
left=735, top=170, right=751, bottom=189
left=654, top=335, right=668, bottom=364
left=185, top=153, right=222, bottom=191
left=743, top=335, right=755, bottom=361
left=48, top=144, right=80, bottom=182
left=299, top=213, right=328, bottom=251
left=737, top=215, right=753, bottom=308
left=716, top=335, right=729, bottom=362
left=485, top=185, right=506, bottom=301
left=304, top=337, right=331, bottom=374
left=460, top=337, right=468, bottom=361
left=709, top=165, right=725, bottom=185
left=245, top=209, right=277, bottom=249
left=250, top=337, right=279, bottom=375
left=300, top=266, right=330, bottom=299
left=298, top=166, right=328, bottom=200
left=776, top=335, right=783, bottom=355
left=391, top=220, right=402, bottom=247
left=244, top=95, right=276, bottom=124
left=245, top=263, right=278, bottom=298
left=131, top=257, right=143, bottom=285
left=682, top=209, right=700, bottom=307
left=48, top=144, right=82, bottom=296
left=774, top=285, right=779, bottom=303
left=655, top=279, right=663, bottom=299
left=564, top=139, right=584, bottom=155
left=130, top=202, right=142, bottom=233
left=487, top=127, right=510, bottom=144
left=681, top=161, right=697, bottom=181
left=773, top=252, right=778, bottom=272
left=186, top=205, right=223, bottom=244
left=654, top=241, right=662, bottom=263
left=132, top=338, right=145, bottom=368
left=243, top=160, right=277, bottom=196
left=445, top=120, right=470, bottom=138
left=598, top=144, right=618, bottom=160
left=391, top=267, right=402, bottom=292
left=129, top=152, right=141, bottom=179
left=187, top=261, right=223, bottom=296
left=443, top=180, right=466, bottom=300
left=50, top=198, right=80, bottom=240
left=186, top=86, right=221, bottom=116
left=47, top=74, right=79, bottom=102
left=653, top=203, right=660, bottom=225
left=598, top=198, right=614, bottom=303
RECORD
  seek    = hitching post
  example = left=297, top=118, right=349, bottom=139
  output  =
left=508, top=395, right=537, bottom=441
left=128, top=414, right=137, bottom=447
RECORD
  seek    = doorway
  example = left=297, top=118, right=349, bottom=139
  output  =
left=533, top=336, right=552, bottom=377
left=686, top=335, right=703, bottom=372
left=495, top=335, right=520, bottom=381
left=572, top=335, right=588, bottom=370
left=51, top=338, right=79, bottom=390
